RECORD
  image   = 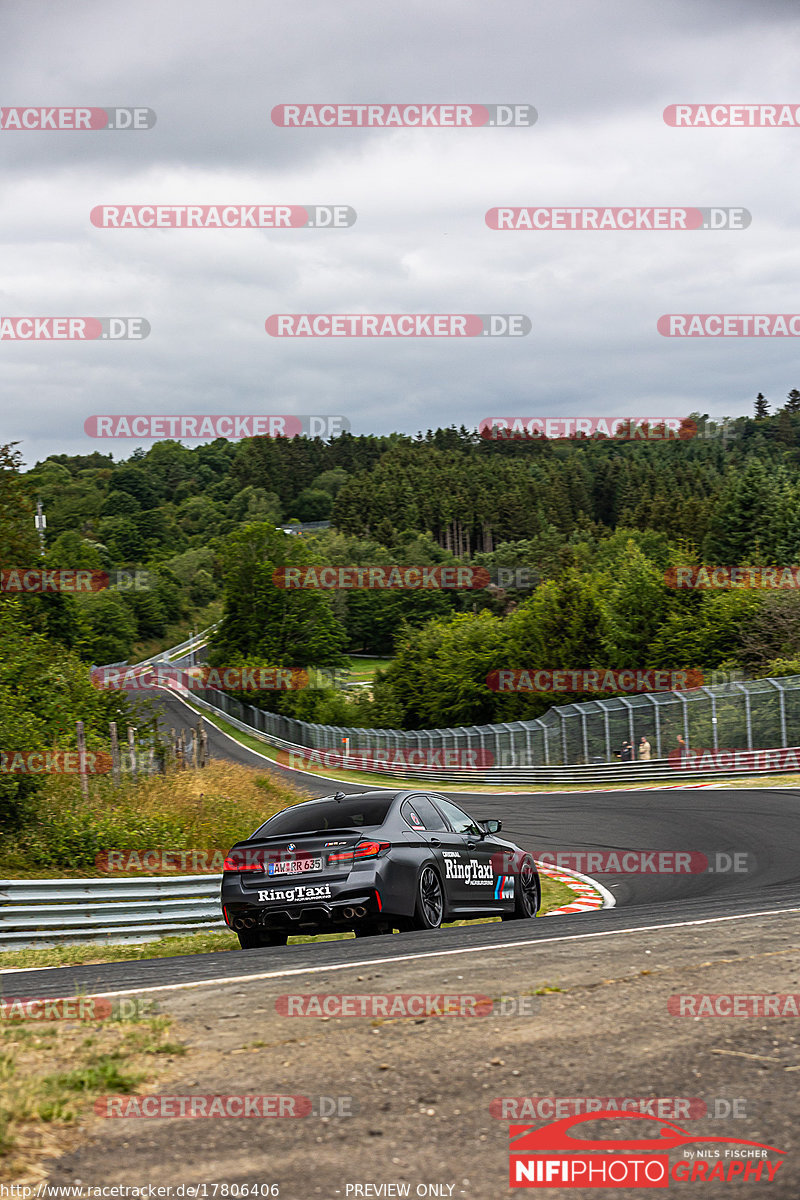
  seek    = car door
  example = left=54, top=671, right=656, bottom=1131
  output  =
left=399, top=793, right=467, bottom=910
left=426, top=794, right=501, bottom=912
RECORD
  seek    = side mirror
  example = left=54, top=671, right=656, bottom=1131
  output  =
left=481, top=819, right=502, bottom=835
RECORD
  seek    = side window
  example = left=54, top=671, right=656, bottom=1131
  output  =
left=429, top=795, right=480, bottom=835
left=401, top=800, right=426, bottom=831
left=401, top=795, right=447, bottom=831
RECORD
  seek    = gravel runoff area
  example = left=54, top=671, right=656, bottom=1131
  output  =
left=42, top=907, right=800, bottom=1199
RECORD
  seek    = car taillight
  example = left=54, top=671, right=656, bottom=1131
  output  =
left=328, top=840, right=390, bottom=867
left=326, top=849, right=353, bottom=866
left=326, top=840, right=388, bottom=868
left=223, top=853, right=265, bottom=872
left=355, top=840, right=390, bottom=859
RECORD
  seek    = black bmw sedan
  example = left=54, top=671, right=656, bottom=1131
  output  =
left=221, top=788, right=540, bottom=948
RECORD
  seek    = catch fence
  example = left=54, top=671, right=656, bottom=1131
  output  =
left=182, top=675, right=800, bottom=768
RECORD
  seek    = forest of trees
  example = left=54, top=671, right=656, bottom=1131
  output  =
left=5, top=392, right=800, bottom=749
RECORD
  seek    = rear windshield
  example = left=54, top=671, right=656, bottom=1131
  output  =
left=252, top=795, right=394, bottom=837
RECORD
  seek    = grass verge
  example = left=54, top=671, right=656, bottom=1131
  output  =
left=0, top=761, right=309, bottom=878
left=0, top=1005, right=185, bottom=1184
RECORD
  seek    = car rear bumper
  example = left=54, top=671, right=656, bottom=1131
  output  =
left=221, top=875, right=386, bottom=933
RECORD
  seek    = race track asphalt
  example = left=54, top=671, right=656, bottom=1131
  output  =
left=3, top=688, right=799, bottom=1000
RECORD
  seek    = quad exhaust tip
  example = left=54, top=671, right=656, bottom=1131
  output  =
left=234, top=905, right=368, bottom=929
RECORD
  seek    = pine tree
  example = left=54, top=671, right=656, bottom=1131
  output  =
left=786, top=389, right=800, bottom=414
left=702, top=459, right=779, bottom=561
left=754, top=393, right=770, bottom=419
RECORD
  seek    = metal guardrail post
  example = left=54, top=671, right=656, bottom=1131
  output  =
left=496, top=722, right=514, bottom=767
left=644, top=695, right=662, bottom=758
left=699, top=687, right=719, bottom=751
left=733, top=682, right=753, bottom=750
left=618, top=697, right=635, bottom=753
left=768, top=678, right=788, bottom=747
left=595, top=700, right=612, bottom=761
left=675, top=690, right=690, bottom=749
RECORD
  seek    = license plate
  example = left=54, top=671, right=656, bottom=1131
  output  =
left=268, top=857, right=323, bottom=876
left=257, top=884, right=332, bottom=903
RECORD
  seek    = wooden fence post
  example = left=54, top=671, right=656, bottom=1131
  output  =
left=109, top=721, right=121, bottom=786
left=127, top=726, right=137, bottom=782
left=197, top=719, right=208, bottom=768
left=76, top=720, right=89, bottom=799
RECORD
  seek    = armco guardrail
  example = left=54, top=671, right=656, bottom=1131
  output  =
left=0, top=863, right=599, bottom=950
left=0, top=875, right=225, bottom=951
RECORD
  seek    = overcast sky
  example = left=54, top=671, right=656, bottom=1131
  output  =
left=2, top=0, right=800, bottom=467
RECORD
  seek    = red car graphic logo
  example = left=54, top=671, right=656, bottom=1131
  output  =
left=510, top=1110, right=784, bottom=1155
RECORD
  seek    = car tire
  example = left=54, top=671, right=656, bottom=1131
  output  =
left=236, top=927, right=289, bottom=949
left=409, top=864, right=445, bottom=930
left=502, top=855, right=540, bottom=920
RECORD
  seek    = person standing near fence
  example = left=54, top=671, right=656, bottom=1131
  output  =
left=639, top=736, right=651, bottom=761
